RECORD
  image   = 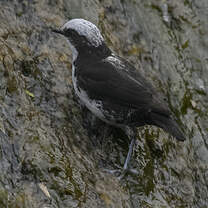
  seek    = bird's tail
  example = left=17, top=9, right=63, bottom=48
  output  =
left=150, top=112, right=185, bottom=141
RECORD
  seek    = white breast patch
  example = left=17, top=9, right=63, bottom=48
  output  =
left=72, top=64, right=105, bottom=120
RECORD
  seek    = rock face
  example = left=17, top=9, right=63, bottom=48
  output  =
left=0, top=0, right=207, bottom=207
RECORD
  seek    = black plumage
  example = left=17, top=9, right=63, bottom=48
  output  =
left=75, top=53, right=185, bottom=141
left=53, top=18, right=185, bottom=176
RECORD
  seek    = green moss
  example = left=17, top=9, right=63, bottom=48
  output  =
left=0, top=189, right=28, bottom=208
left=181, top=40, right=189, bottom=50
left=194, top=89, right=206, bottom=96
left=184, top=0, right=190, bottom=6
left=143, top=159, right=155, bottom=196
left=7, top=76, right=18, bottom=93
left=151, top=4, right=162, bottom=13
left=180, top=89, right=192, bottom=115
left=0, top=189, right=8, bottom=207
left=16, top=11, right=23, bottom=17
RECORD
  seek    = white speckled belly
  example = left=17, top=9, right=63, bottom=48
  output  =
left=72, top=64, right=107, bottom=121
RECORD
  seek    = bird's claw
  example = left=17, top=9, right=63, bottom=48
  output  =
left=103, top=167, right=138, bottom=179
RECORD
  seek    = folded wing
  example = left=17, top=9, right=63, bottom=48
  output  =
left=78, top=56, right=170, bottom=116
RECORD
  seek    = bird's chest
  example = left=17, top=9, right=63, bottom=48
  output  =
left=72, top=65, right=106, bottom=120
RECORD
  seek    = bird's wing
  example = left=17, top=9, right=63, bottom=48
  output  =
left=77, top=56, right=170, bottom=116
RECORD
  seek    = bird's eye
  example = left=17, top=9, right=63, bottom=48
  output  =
left=63, top=29, right=72, bottom=36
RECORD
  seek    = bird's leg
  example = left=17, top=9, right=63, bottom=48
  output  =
left=117, top=127, right=138, bottom=179
left=123, top=136, right=135, bottom=171
left=103, top=127, right=138, bottom=178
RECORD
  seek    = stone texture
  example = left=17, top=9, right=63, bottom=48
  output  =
left=0, top=0, right=207, bottom=207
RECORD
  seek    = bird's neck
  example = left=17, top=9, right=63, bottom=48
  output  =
left=74, top=42, right=111, bottom=63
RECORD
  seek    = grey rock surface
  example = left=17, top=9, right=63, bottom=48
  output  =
left=0, top=0, right=207, bottom=207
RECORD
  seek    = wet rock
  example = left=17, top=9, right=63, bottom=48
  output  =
left=0, top=0, right=207, bottom=207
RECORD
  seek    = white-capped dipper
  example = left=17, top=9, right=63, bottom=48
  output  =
left=52, top=19, right=185, bottom=176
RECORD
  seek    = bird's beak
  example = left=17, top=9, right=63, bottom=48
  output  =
left=51, top=28, right=64, bottom=35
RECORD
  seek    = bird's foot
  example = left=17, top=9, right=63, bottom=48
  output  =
left=103, top=166, right=138, bottom=180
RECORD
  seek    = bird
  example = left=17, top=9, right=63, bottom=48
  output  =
left=52, top=18, right=185, bottom=176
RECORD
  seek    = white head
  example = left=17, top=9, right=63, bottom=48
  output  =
left=53, top=19, right=110, bottom=61
left=62, top=19, right=104, bottom=47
